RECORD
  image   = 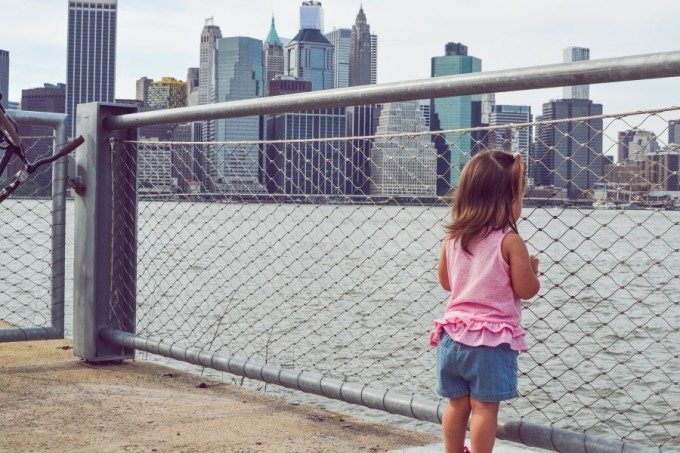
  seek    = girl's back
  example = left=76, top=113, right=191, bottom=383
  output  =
left=446, top=229, right=518, bottom=324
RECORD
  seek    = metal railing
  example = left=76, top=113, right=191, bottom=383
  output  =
left=0, top=111, right=68, bottom=341
left=73, top=52, right=680, bottom=452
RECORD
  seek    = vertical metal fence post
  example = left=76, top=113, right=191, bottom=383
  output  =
left=51, top=117, right=68, bottom=338
left=74, top=102, right=138, bottom=362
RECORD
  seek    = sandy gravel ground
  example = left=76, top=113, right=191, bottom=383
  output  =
left=0, top=331, right=438, bottom=452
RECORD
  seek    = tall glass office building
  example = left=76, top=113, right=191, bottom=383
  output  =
left=66, top=0, right=117, bottom=137
left=325, top=28, right=351, bottom=89
left=431, top=42, right=481, bottom=195
left=213, top=37, right=265, bottom=194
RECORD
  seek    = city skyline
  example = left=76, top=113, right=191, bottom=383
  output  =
left=3, top=0, right=679, bottom=122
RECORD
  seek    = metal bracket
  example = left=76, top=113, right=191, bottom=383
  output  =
left=68, top=176, right=86, bottom=196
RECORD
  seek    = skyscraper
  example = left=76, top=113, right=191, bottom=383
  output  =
left=66, top=0, right=117, bottom=137
left=198, top=18, right=222, bottom=142
left=0, top=50, right=8, bottom=109
left=371, top=101, right=436, bottom=197
left=535, top=98, right=603, bottom=198
left=265, top=107, right=348, bottom=195
left=431, top=42, right=482, bottom=195
left=563, top=47, right=590, bottom=100
left=213, top=36, right=265, bottom=193
left=349, top=6, right=373, bottom=87
left=285, top=1, right=334, bottom=91
left=370, top=34, right=378, bottom=85
left=264, top=76, right=348, bottom=195
left=264, top=16, right=284, bottom=94
left=325, top=28, right=351, bottom=88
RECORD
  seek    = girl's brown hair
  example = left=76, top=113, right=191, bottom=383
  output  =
left=445, top=150, right=526, bottom=254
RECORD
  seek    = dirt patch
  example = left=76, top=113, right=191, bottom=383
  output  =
left=0, top=333, right=438, bottom=452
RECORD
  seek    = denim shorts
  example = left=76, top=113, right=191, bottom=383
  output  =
left=436, top=332, right=519, bottom=402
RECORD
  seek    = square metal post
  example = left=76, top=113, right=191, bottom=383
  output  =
left=73, top=102, right=138, bottom=362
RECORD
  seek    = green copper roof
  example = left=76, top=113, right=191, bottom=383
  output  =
left=265, top=16, right=282, bottom=46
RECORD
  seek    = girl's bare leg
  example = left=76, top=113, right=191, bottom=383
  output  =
left=469, top=398, right=499, bottom=453
left=442, top=396, right=471, bottom=453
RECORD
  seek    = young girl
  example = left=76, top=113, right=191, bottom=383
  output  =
left=430, top=150, right=540, bottom=453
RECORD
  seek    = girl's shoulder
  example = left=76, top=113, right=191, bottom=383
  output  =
left=501, top=231, right=527, bottom=264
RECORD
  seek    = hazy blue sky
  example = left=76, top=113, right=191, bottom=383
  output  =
left=3, top=0, right=680, bottom=143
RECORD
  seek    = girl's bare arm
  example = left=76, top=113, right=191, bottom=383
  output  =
left=502, top=233, right=540, bottom=300
left=438, top=240, right=451, bottom=291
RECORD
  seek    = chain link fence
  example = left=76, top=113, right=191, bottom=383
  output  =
left=109, top=105, right=679, bottom=449
left=0, top=136, right=58, bottom=330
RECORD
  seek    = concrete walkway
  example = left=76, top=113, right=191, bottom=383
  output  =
left=0, top=335, right=440, bottom=452
left=390, top=440, right=537, bottom=452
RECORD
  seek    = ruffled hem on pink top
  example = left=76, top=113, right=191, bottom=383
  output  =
left=429, top=316, right=528, bottom=352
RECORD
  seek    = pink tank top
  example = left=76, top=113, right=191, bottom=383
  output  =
left=429, top=228, right=528, bottom=352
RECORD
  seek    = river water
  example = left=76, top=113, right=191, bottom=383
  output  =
left=1, top=199, right=678, bottom=448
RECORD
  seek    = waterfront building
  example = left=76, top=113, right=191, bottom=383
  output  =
left=264, top=17, right=285, bottom=94
left=371, top=101, right=436, bottom=197
left=535, top=98, right=603, bottom=198
left=628, top=130, right=658, bottom=162
left=349, top=6, right=373, bottom=87
left=488, top=105, right=532, bottom=167
left=12, top=84, right=66, bottom=192
left=0, top=50, right=8, bottom=109
left=645, top=150, right=680, bottom=191
left=138, top=77, right=188, bottom=142
left=265, top=77, right=347, bottom=195
left=430, top=42, right=482, bottom=194
left=285, top=1, right=334, bottom=91
left=325, top=28, right=351, bottom=89
left=135, top=77, right=151, bottom=106
left=265, top=108, right=347, bottom=195
left=147, top=77, right=187, bottom=110
left=138, top=143, right=174, bottom=194
left=667, top=119, right=680, bottom=145
left=563, top=47, right=590, bottom=100
left=617, top=130, right=636, bottom=162
left=212, top=36, right=265, bottom=194
left=67, top=0, right=117, bottom=137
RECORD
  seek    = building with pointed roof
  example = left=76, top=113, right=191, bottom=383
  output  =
left=264, top=16, right=284, bottom=95
left=349, top=6, right=375, bottom=87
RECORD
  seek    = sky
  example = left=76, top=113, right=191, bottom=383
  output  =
left=2, top=0, right=680, bottom=148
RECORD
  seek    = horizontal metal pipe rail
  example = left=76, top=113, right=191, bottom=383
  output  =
left=0, top=110, right=67, bottom=342
left=0, top=327, right=63, bottom=342
left=104, top=51, right=680, bottom=130
left=101, top=328, right=653, bottom=452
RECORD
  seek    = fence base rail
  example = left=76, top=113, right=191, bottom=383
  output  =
left=0, top=326, right=63, bottom=342
left=99, top=328, right=653, bottom=452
